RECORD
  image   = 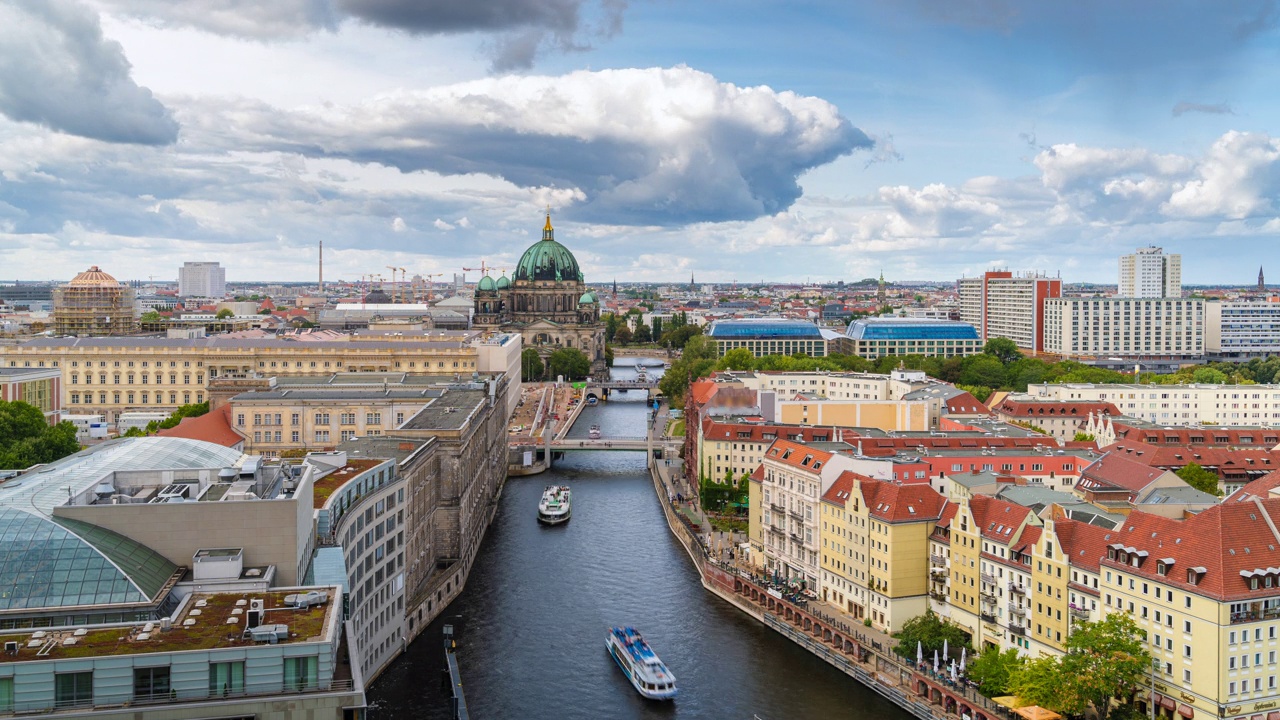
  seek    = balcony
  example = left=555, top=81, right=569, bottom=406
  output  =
left=931, top=565, right=948, bottom=576
left=980, top=572, right=997, bottom=586
left=1008, top=582, right=1026, bottom=595
left=930, top=555, right=948, bottom=568
left=980, top=592, right=997, bottom=605
left=789, top=508, right=806, bottom=523
left=1230, top=603, right=1280, bottom=625
left=768, top=525, right=785, bottom=537
left=1069, top=605, right=1090, bottom=620
left=1008, top=603, right=1026, bottom=617
left=770, top=502, right=785, bottom=513
left=789, top=532, right=804, bottom=544
left=929, top=591, right=948, bottom=604
left=1008, top=622, right=1027, bottom=636
left=980, top=612, right=997, bottom=623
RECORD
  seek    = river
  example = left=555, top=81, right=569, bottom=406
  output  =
left=368, top=362, right=909, bottom=720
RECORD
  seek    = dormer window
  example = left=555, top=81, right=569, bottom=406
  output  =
left=1157, top=562, right=1167, bottom=576
left=1252, top=577, right=1260, bottom=590
left=1187, top=569, right=1197, bottom=585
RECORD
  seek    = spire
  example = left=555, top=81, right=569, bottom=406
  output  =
left=542, top=207, right=554, bottom=241
left=1260, top=265, right=1266, bottom=292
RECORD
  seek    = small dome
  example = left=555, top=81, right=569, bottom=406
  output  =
left=477, top=275, right=497, bottom=292
left=495, top=275, right=510, bottom=290
left=579, top=291, right=597, bottom=305
left=68, top=265, right=120, bottom=287
left=363, top=288, right=392, bottom=304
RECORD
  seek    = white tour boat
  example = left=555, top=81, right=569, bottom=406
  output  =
left=607, top=626, right=677, bottom=700
left=588, top=424, right=602, bottom=439
left=537, top=485, right=571, bottom=525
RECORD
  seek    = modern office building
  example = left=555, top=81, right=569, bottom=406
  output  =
left=1206, top=300, right=1280, bottom=360
left=0, top=366, right=61, bottom=424
left=178, top=262, right=227, bottom=298
left=706, top=319, right=828, bottom=357
left=1119, top=246, right=1181, bottom=298
left=1041, top=297, right=1205, bottom=361
left=51, top=266, right=137, bottom=337
left=840, top=317, right=982, bottom=359
left=956, top=271, right=1061, bottom=353
left=0, top=282, right=54, bottom=311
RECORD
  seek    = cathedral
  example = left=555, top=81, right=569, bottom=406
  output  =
left=473, top=214, right=608, bottom=378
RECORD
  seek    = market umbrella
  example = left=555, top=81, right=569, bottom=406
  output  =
left=917, top=641, right=923, bottom=666
left=950, top=660, right=957, bottom=682
left=943, top=639, right=949, bottom=661
left=960, top=647, right=967, bottom=672
left=933, top=649, right=939, bottom=673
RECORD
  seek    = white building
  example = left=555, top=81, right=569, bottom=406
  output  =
left=1028, top=382, right=1280, bottom=426
left=957, top=271, right=1062, bottom=353
left=1042, top=297, right=1204, bottom=360
left=178, top=261, right=227, bottom=298
left=1119, top=246, right=1181, bottom=298
left=1206, top=300, right=1280, bottom=360
left=759, top=439, right=855, bottom=593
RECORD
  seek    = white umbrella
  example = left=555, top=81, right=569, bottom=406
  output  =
left=960, top=647, right=967, bottom=672
left=950, top=660, right=957, bottom=682
left=933, top=649, right=939, bottom=673
left=917, top=641, right=923, bottom=666
left=943, top=639, right=949, bottom=661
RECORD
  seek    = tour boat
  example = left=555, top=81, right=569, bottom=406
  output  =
left=636, top=368, right=648, bottom=382
left=606, top=626, right=677, bottom=700
left=588, top=424, right=602, bottom=439
left=586, top=396, right=598, bottom=406
left=537, top=485, right=571, bottom=525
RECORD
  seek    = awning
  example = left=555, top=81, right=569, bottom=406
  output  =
left=1251, top=715, right=1263, bottom=720
left=1161, top=697, right=1177, bottom=711
left=1177, top=703, right=1193, bottom=719
left=1151, top=692, right=1162, bottom=705
left=1266, top=712, right=1279, bottom=720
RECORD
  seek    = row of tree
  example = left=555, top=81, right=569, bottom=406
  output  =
left=520, top=347, right=593, bottom=382
left=0, top=401, right=81, bottom=469
left=897, top=612, right=1152, bottom=720
left=606, top=311, right=696, bottom=347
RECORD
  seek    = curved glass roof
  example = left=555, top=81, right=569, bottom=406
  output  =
left=846, top=318, right=980, bottom=341
left=0, top=437, right=244, bottom=518
left=708, top=320, right=822, bottom=339
left=0, top=507, right=177, bottom=610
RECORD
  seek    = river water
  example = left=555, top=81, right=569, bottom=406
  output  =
left=368, top=362, right=908, bottom=720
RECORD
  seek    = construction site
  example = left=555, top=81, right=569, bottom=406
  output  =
left=51, top=266, right=137, bottom=337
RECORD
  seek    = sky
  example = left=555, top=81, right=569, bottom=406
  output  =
left=1, top=1, right=1279, bottom=286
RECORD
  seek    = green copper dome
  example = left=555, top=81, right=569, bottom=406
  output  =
left=477, top=275, right=497, bottom=292
left=514, top=214, right=583, bottom=283
left=579, top=291, right=597, bottom=304
left=495, top=275, right=510, bottom=290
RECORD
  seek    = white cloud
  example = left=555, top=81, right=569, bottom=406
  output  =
left=432, top=218, right=454, bottom=231
left=392, top=216, right=408, bottom=232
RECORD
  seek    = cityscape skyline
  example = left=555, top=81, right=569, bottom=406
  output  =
left=2, top=2, right=1279, bottom=283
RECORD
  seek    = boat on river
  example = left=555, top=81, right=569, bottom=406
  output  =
left=537, top=486, right=571, bottom=525
left=607, top=626, right=677, bottom=700
left=588, top=424, right=602, bottom=439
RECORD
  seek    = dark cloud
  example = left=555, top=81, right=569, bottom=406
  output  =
left=0, top=0, right=178, bottom=144
left=1172, top=101, right=1235, bottom=117
left=178, top=67, right=870, bottom=226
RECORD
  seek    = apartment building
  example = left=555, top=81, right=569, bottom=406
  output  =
left=1029, top=382, right=1280, bottom=427
left=1206, top=300, right=1280, bottom=360
left=178, top=261, right=227, bottom=298
left=695, top=419, right=838, bottom=483
left=1, top=331, right=522, bottom=423
left=1042, top=297, right=1204, bottom=360
left=957, top=271, right=1062, bottom=353
left=990, top=395, right=1122, bottom=441
left=1119, top=246, right=1182, bottom=298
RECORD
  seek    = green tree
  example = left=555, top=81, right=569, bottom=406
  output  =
left=1009, top=656, right=1080, bottom=715
left=547, top=348, right=591, bottom=381
left=0, top=401, right=80, bottom=469
left=155, top=402, right=210, bottom=430
left=1175, top=461, right=1222, bottom=496
left=604, top=313, right=620, bottom=343
left=215, top=308, right=234, bottom=319
left=1192, top=367, right=1228, bottom=384
left=633, top=322, right=653, bottom=344
left=968, top=646, right=1024, bottom=697
left=959, top=355, right=1007, bottom=389
left=660, top=324, right=702, bottom=349
left=604, top=344, right=615, bottom=366
left=652, top=316, right=663, bottom=338
left=893, top=611, right=972, bottom=660
left=957, top=384, right=992, bottom=403
left=1073, top=432, right=1096, bottom=442
left=140, top=310, right=163, bottom=324
left=982, top=337, right=1023, bottom=364
left=717, top=348, right=756, bottom=371
left=614, top=324, right=633, bottom=346
left=1059, top=613, right=1152, bottom=720
left=521, top=348, right=544, bottom=382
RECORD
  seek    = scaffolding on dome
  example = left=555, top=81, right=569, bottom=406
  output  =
left=52, top=266, right=137, bottom=337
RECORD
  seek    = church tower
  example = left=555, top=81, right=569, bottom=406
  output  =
left=1260, top=266, right=1266, bottom=293
left=877, top=271, right=886, bottom=309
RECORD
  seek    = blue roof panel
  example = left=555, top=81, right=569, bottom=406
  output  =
left=846, top=319, right=980, bottom=340
left=708, top=321, right=822, bottom=339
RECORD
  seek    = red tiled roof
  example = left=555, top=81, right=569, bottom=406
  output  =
left=1227, top=469, right=1280, bottom=502
left=1078, top=452, right=1167, bottom=493
left=1104, top=441, right=1279, bottom=477
left=1111, top=423, right=1280, bottom=447
left=749, top=464, right=765, bottom=483
left=993, top=398, right=1121, bottom=418
left=1052, top=517, right=1112, bottom=573
left=944, top=391, right=989, bottom=415
left=859, top=475, right=948, bottom=523
left=821, top=472, right=856, bottom=507
left=155, top=405, right=244, bottom=448
left=702, top=421, right=837, bottom=444
left=689, top=379, right=719, bottom=406
left=764, top=438, right=833, bottom=473
left=968, top=495, right=1033, bottom=545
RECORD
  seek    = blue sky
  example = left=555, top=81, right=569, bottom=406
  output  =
left=0, top=0, right=1278, bottom=285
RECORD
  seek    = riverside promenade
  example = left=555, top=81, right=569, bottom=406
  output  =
left=649, top=443, right=1012, bottom=720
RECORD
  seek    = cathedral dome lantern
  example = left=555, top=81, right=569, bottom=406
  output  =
left=477, top=275, right=497, bottom=293
left=513, top=213, right=583, bottom=283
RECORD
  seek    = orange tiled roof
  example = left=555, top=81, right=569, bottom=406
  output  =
left=993, top=398, right=1121, bottom=418
left=764, top=438, right=833, bottom=473
left=155, top=405, right=244, bottom=448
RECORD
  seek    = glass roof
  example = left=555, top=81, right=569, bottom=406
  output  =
left=708, top=320, right=822, bottom=339
left=0, top=437, right=244, bottom=517
left=0, top=507, right=177, bottom=611
left=846, top=319, right=980, bottom=340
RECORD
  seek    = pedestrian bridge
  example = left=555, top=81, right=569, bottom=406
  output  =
left=548, top=437, right=680, bottom=452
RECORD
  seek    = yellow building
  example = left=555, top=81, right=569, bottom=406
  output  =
left=52, top=266, right=136, bottom=337
left=774, top=398, right=931, bottom=431
left=1, top=332, right=522, bottom=423
left=819, top=471, right=949, bottom=631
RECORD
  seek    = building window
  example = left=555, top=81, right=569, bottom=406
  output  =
left=133, top=666, right=171, bottom=701
left=291, top=431, right=299, bottom=443
left=315, top=431, right=330, bottom=443
left=315, top=413, right=330, bottom=425
left=209, top=661, right=245, bottom=696
left=283, top=656, right=318, bottom=691
left=55, top=671, right=93, bottom=707
left=366, top=412, right=382, bottom=425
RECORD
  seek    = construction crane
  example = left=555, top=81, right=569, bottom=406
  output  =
left=416, top=272, right=446, bottom=302
left=461, top=260, right=495, bottom=279
left=385, top=266, right=407, bottom=303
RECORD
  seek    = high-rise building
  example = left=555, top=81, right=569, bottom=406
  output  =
left=1042, top=297, right=1204, bottom=361
left=178, top=261, right=226, bottom=298
left=52, top=266, right=137, bottom=337
left=956, top=271, right=1061, bottom=353
left=1118, top=246, right=1181, bottom=298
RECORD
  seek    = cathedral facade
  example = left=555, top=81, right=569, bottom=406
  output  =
left=474, top=215, right=608, bottom=378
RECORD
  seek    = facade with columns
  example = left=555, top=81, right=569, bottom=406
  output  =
left=474, top=215, right=607, bottom=378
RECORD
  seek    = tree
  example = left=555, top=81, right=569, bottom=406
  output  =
left=652, top=316, right=663, bottom=338
left=717, top=348, right=755, bottom=371
left=633, top=322, right=653, bottom=344
left=983, top=337, right=1023, bottom=364
left=547, top=348, right=591, bottom=381
left=155, top=402, right=209, bottom=430
left=1175, top=461, right=1222, bottom=496
left=1009, top=656, right=1080, bottom=715
left=968, top=646, right=1023, bottom=697
left=604, top=313, right=620, bottom=343
left=959, top=355, right=1007, bottom=389
left=614, top=325, right=633, bottom=346
left=1073, top=432, right=1096, bottom=443
left=1192, top=367, right=1228, bottom=384
left=0, top=401, right=80, bottom=469
left=893, top=611, right=972, bottom=660
left=215, top=308, right=234, bottom=319
left=1059, top=613, right=1152, bottom=720
left=140, top=310, right=163, bottom=324
left=521, top=348, right=544, bottom=382
left=660, top=324, right=702, bottom=349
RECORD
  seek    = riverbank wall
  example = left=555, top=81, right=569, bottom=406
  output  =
left=648, top=463, right=1010, bottom=720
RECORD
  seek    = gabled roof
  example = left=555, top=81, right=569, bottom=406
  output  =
left=859, top=475, right=947, bottom=523
left=1077, top=452, right=1168, bottom=494
left=1105, top=441, right=1279, bottom=477
left=968, top=495, right=1033, bottom=545
left=155, top=405, right=244, bottom=449
left=702, top=421, right=834, bottom=444
left=993, top=398, right=1121, bottom=418
left=1228, top=469, right=1280, bottom=502
left=764, top=438, right=833, bottom=473
left=821, top=472, right=856, bottom=507
left=1052, top=516, right=1112, bottom=573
